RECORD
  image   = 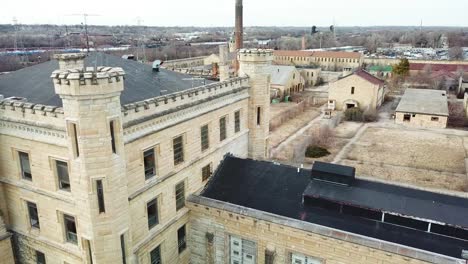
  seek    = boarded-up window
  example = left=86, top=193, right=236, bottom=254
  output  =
left=234, top=111, right=241, bottom=133
left=175, top=181, right=185, bottom=211
left=219, top=117, right=227, bottom=141
left=201, top=125, right=209, bottom=151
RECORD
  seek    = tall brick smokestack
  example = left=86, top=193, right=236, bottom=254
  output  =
left=235, top=0, right=243, bottom=50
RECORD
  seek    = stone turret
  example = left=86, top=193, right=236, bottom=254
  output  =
left=51, top=66, right=131, bottom=263
left=219, top=45, right=230, bottom=81
left=54, top=53, right=86, bottom=70
left=238, top=49, right=273, bottom=159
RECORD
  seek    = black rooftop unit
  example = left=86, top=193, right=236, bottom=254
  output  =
left=311, top=161, right=355, bottom=186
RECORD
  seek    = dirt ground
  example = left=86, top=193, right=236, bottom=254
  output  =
left=346, top=127, right=466, bottom=174
left=341, top=127, right=468, bottom=192
left=269, top=108, right=321, bottom=148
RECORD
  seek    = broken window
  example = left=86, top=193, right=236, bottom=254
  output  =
left=56, top=160, right=70, bottom=191
left=19, top=151, right=32, bottom=180
left=144, top=148, right=156, bottom=179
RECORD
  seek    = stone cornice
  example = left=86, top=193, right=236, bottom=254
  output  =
left=0, top=119, right=67, bottom=147
left=123, top=87, right=249, bottom=143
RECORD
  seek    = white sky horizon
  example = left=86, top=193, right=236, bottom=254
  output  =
left=1, top=0, right=467, bottom=27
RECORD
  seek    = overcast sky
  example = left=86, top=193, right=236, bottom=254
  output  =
left=1, top=0, right=468, bottom=27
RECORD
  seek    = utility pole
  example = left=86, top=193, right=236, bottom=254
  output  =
left=68, top=13, right=99, bottom=52
left=135, top=17, right=146, bottom=63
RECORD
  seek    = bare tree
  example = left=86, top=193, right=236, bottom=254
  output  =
left=449, top=46, right=464, bottom=60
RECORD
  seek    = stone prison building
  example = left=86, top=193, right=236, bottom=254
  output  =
left=0, top=50, right=468, bottom=264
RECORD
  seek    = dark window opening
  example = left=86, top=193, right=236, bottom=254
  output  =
left=173, top=136, right=185, bottom=165
left=36, top=251, right=46, bottom=264
left=202, top=164, right=212, bottom=182
left=19, top=151, right=32, bottom=180
left=234, top=111, right=241, bottom=133
left=431, top=223, right=468, bottom=241
left=144, top=149, right=156, bottom=179
left=351, top=87, right=355, bottom=94
left=431, top=117, right=439, bottom=121
left=27, top=202, right=40, bottom=229
left=57, top=161, right=70, bottom=191
left=96, top=180, right=105, bottom=213
left=265, top=250, right=275, bottom=264
left=342, top=204, right=381, bottom=221
left=403, top=114, right=411, bottom=122
left=219, top=117, right=227, bottom=141
left=175, top=181, right=185, bottom=211
left=150, top=246, right=161, bottom=264
left=257, top=107, right=261, bottom=126
left=303, top=197, right=341, bottom=211
left=147, top=198, right=159, bottom=229
left=71, top=123, right=79, bottom=157
left=64, top=214, right=77, bottom=244
left=110, top=121, right=116, bottom=154
left=120, top=234, right=127, bottom=264
left=384, top=214, right=428, bottom=231
left=178, top=225, right=187, bottom=254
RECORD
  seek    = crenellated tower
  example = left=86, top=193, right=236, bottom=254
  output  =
left=238, top=49, right=273, bottom=160
left=51, top=54, right=131, bottom=263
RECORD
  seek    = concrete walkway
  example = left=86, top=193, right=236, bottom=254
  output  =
left=332, top=123, right=368, bottom=164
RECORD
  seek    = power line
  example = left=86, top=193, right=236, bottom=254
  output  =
left=67, top=13, right=100, bottom=52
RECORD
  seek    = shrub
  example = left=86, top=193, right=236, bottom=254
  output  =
left=363, top=109, right=378, bottom=122
left=344, top=108, right=363, bottom=121
left=305, top=146, right=331, bottom=158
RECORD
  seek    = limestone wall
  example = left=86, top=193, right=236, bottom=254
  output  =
left=395, top=112, right=448, bottom=128
left=0, top=215, right=14, bottom=264
left=188, top=196, right=462, bottom=264
left=122, top=77, right=249, bottom=126
left=274, top=55, right=362, bottom=71
left=329, top=74, right=384, bottom=111
left=162, top=56, right=208, bottom=69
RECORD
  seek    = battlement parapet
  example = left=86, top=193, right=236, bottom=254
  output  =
left=0, top=98, right=64, bottom=119
left=238, top=49, right=274, bottom=63
left=53, top=53, right=87, bottom=61
left=122, top=76, right=249, bottom=124
left=51, top=67, right=125, bottom=97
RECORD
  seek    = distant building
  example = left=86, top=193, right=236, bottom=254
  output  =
left=328, top=70, right=385, bottom=111
left=368, top=65, right=393, bottom=79
left=268, top=65, right=305, bottom=100
left=297, top=65, right=322, bottom=87
left=274, top=50, right=363, bottom=71
left=395, top=89, right=449, bottom=128
left=409, top=63, right=468, bottom=78
left=188, top=156, right=468, bottom=264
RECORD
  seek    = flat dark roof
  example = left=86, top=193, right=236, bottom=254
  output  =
left=201, top=156, right=468, bottom=259
left=304, top=178, right=468, bottom=229
left=0, top=52, right=214, bottom=107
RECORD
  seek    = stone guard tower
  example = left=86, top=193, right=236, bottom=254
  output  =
left=51, top=55, right=131, bottom=263
left=238, top=49, right=273, bottom=160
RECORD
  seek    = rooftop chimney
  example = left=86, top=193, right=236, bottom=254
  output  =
left=234, top=0, right=243, bottom=74
left=54, top=53, right=86, bottom=70
left=235, top=0, right=243, bottom=51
